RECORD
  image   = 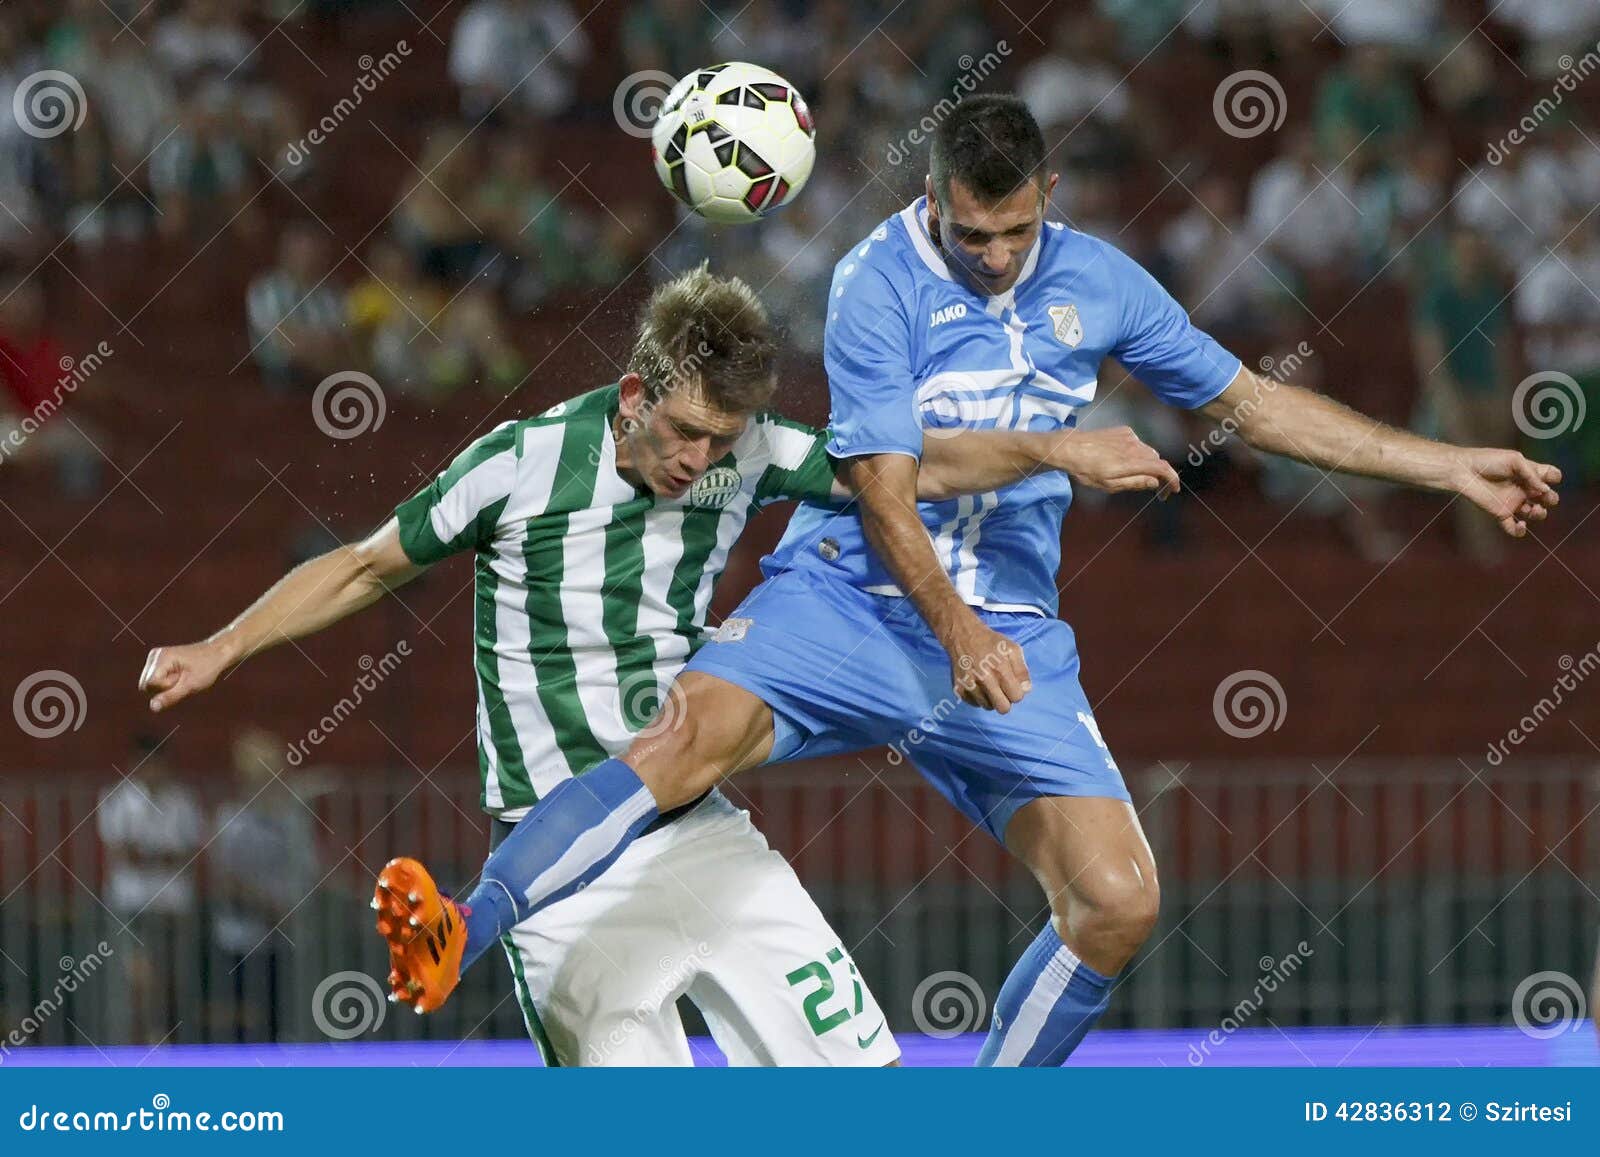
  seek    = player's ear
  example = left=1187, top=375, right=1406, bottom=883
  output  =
left=618, top=372, right=645, bottom=419
left=924, top=174, right=938, bottom=220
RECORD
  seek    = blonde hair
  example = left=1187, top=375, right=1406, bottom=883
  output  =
left=626, top=264, right=776, bottom=413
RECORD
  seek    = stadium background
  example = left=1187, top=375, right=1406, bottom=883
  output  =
left=1, top=0, right=1597, bottom=1059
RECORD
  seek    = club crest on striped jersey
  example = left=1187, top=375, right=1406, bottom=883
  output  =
left=687, top=465, right=742, bottom=509
left=1047, top=303, right=1083, bottom=348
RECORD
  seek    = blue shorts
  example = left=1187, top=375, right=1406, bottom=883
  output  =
left=686, top=568, right=1129, bottom=843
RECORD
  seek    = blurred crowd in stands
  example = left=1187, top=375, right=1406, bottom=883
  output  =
left=0, top=0, right=1597, bottom=563
left=95, top=729, right=318, bottom=1043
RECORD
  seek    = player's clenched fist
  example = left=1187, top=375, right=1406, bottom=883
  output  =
left=946, top=616, right=1032, bottom=713
left=138, top=640, right=228, bottom=712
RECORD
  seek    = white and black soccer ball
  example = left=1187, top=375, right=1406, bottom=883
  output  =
left=650, top=62, right=816, bottom=225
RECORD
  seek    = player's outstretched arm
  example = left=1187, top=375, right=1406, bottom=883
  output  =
left=137, top=518, right=425, bottom=712
left=918, top=426, right=1180, bottom=501
left=1202, top=368, right=1561, bottom=537
left=845, top=453, right=1032, bottom=712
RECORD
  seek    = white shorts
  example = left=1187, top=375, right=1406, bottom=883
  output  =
left=495, top=791, right=900, bottom=1067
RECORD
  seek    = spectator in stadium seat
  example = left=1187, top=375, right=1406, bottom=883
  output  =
left=466, top=133, right=613, bottom=310
left=1314, top=0, right=1439, bottom=58
left=97, top=735, right=205, bottom=1046
left=208, top=730, right=317, bottom=1043
left=449, top=0, right=590, bottom=121
left=392, top=126, right=495, bottom=284
left=1159, top=171, right=1285, bottom=342
left=1245, top=129, right=1361, bottom=289
left=1018, top=11, right=1149, bottom=171
left=1313, top=44, right=1420, bottom=178
left=0, top=274, right=102, bottom=496
left=148, top=91, right=257, bottom=238
left=1355, top=134, right=1452, bottom=275
left=1453, top=136, right=1559, bottom=271
left=150, top=0, right=254, bottom=86
left=1493, top=0, right=1600, bottom=77
left=1513, top=210, right=1600, bottom=485
left=1411, top=225, right=1516, bottom=563
left=711, top=0, right=821, bottom=96
left=347, top=236, right=527, bottom=398
left=620, top=0, right=717, bottom=81
left=76, top=18, right=177, bottom=185
left=246, top=223, right=353, bottom=389
left=1524, top=119, right=1600, bottom=229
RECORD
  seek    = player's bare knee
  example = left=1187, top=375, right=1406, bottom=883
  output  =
left=626, top=713, right=720, bottom=809
left=1055, top=868, right=1160, bottom=968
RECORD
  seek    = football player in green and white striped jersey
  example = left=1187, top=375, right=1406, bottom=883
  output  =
left=139, top=266, right=1178, bottom=1065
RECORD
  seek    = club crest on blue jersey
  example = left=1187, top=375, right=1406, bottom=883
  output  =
left=1048, top=303, right=1084, bottom=347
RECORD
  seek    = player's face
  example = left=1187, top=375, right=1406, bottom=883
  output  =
left=926, top=172, right=1058, bottom=296
left=617, top=373, right=749, bottom=499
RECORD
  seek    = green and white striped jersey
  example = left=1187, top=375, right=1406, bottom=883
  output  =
left=394, top=384, right=837, bottom=818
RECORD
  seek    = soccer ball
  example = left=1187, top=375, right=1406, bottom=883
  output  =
left=651, top=62, right=816, bottom=224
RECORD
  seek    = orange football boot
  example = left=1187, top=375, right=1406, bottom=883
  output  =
left=372, top=857, right=466, bottom=1014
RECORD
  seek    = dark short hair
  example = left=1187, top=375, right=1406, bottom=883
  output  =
left=626, top=263, right=776, bottom=414
left=929, top=95, right=1047, bottom=207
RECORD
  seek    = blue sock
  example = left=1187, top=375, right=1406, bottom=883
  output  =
left=974, top=922, right=1114, bottom=1066
left=459, top=758, right=659, bottom=971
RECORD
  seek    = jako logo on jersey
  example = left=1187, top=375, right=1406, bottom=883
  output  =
left=1048, top=303, right=1084, bottom=347
left=687, top=465, right=741, bottom=509
left=930, top=303, right=967, bottom=327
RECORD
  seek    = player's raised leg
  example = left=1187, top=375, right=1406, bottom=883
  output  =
left=975, top=795, right=1158, bottom=1066
left=443, top=674, right=777, bottom=980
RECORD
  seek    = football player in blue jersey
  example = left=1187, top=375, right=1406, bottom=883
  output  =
left=389, top=96, right=1561, bottom=1064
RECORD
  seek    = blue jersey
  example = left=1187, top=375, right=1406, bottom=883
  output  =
left=767, top=197, right=1242, bottom=616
